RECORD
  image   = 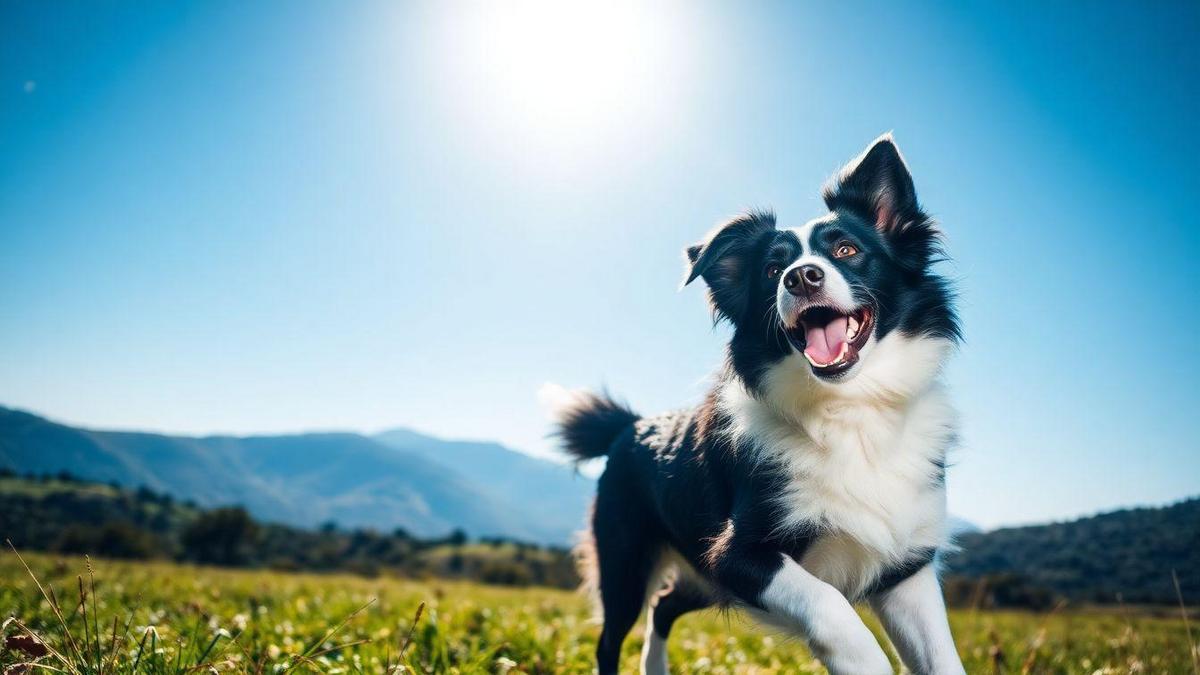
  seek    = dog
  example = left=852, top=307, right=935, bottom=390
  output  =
left=550, top=134, right=965, bottom=674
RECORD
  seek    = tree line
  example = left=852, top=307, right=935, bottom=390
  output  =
left=0, top=470, right=579, bottom=589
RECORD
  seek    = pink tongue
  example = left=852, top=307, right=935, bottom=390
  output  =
left=804, top=316, right=848, bottom=365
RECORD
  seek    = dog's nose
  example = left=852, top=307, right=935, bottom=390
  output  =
left=784, top=264, right=824, bottom=296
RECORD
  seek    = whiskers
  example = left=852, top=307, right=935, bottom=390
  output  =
left=760, top=303, right=789, bottom=351
left=849, top=283, right=889, bottom=318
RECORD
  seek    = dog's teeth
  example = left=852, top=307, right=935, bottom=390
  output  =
left=846, top=316, right=860, bottom=340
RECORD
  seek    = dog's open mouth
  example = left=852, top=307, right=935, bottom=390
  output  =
left=785, top=305, right=874, bottom=377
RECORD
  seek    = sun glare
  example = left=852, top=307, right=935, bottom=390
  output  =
left=437, top=1, right=691, bottom=161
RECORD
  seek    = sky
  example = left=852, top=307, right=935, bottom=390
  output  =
left=1, top=1, right=1198, bottom=530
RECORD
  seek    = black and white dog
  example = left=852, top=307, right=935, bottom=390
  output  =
left=550, top=135, right=964, bottom=674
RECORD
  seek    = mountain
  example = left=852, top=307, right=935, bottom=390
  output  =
left=944, top=498, right=1200, bottom=606
left=947, top=515, right=982, bottom=535
left=373, top=428, right=594, bottom=543
left=0, top=406, right=592, bottom=544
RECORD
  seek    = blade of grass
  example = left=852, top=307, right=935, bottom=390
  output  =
left=397, top=602, right=425, bottom=660
left=132, top=625, right=157, bottom=672
left=86, top=557, right=102, bottom=670
left=1174, top=569, right=1198, bottom=675
left=77, top=576, right=92, bottom=671
left=384, top=601, right=426, bottom=672
left=282, top=597, right=376, bottom=674
left=6, top=541, right=86, bottom=666
left=102, top=614, right=118, bottom=675
left=106, top=594, right=142, bottom=675
left=18, top=664, right=70, bottom=673
left=172, top=617, right=189, bottom=672
left=194, top=629, right=233, bottom=667
left=293, top=637, right=372, bottom=664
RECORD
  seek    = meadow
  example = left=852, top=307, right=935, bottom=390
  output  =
left=2, top=552, right=1196, bottom=674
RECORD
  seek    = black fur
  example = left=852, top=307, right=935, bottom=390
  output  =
left=560, top=136, right=959, bottom=673
left=556, top=391, right=639, bottom=461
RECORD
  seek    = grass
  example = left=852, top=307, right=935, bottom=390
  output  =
left=2, top=551, right=1196, bottom=674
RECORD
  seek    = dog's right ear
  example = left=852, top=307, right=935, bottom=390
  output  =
left=682, top=211, right=775, bottom=322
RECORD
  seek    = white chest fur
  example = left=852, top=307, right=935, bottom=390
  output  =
left=720, top=335, right=957, bottom=599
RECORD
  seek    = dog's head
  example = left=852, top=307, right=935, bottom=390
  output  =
left=684, top=134, right=959, bottom=393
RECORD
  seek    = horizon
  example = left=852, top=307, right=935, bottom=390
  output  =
left=1, top=398, right=534, bottom=445
left=4, top=398, right=1195, bottom=534
left=3, top=1, right=1198, bottom=532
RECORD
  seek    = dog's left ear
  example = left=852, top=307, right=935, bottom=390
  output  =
left=824, top=133, right=938, bottom=269
left=683, top=211, right=775, bottom=323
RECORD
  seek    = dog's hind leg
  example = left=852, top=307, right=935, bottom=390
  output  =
left=641, top=577, right=713, bottom=675
left=592, top=475, right=657, bottom=674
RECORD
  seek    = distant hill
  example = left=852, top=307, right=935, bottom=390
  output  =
left=0, top=406, right=593, bottom=544
left=944, top=498, right=1199, bottom=606
left=0, top=474, right=578, bottom=588
left=373, top=428, right=594, bottom=544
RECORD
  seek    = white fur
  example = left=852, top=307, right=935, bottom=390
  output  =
left=645, top=546, right=715, bottom=605
left=777, top=253, right=858, bottom=316
left=779, top=218, right=863, bottom=325
left=719, top=332, right=956, bottom=599
left=639, top=613, right=668, bottom=675
left=753, top=555, right=892, bottom=675
left=537, top=381, right=589, bottom=421
left=870, top=565, right=965, bottom=674
left=640, top=547, right=713, bottom=675
left=786, top=215, right=835, bottom=257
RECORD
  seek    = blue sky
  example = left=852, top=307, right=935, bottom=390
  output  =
left=2, top=1, right=1197, bottom=529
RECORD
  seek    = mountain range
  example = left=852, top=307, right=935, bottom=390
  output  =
left=0, top=405, right=593, bottom=544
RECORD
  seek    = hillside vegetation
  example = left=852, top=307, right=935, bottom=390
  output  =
left=944, top=498, right=1200, bottom=606
left=0, top=473, right=577, bottom=589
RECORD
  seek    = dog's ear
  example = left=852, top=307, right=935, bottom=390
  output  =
left=683, top=211, right=775, bottom=322
left=824, top=133, right=939, bottom=269
left=824, top=132, right=917, bottom=232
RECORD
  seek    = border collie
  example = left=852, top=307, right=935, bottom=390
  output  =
left=550, top=135, right=965, bottom=674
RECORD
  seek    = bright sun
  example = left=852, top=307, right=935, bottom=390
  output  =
left=436, top=1, right=690, bottom=159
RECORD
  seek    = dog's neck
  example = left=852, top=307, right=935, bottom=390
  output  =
left=717, top=332, right=957, bottom=562
left=721, top=332, right=954, bottom=456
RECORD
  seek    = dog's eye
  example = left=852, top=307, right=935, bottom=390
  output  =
left=765, top=264, right=783, bottom=279
left=833, top=242, right=859, bottom=259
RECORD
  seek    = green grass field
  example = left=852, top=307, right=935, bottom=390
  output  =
left=2, top=552, right=1196, bottom=674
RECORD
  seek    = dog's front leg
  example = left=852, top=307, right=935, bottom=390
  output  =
left=869, top=565, right=964, bottom=675
left=715, top=548, right=892, bottom=675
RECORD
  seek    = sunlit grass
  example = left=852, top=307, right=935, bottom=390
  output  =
left=2, top=551, right=1195, bottom=673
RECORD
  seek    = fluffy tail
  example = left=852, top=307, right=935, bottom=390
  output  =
left=540, top=383, right=639, bottom=461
